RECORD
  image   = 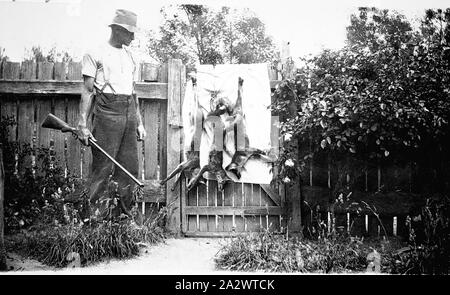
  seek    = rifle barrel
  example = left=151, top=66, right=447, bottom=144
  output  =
left=88, top=138, right=144, bottom=187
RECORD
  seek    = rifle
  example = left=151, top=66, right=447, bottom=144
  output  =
left=41, top=113, right=143, bottom=187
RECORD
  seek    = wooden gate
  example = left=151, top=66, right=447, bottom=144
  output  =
left=180, top=69, right=286, bottom=236
left=182, top=180, right=285, bottom=236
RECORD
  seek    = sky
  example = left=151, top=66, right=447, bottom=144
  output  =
left=0, top=0, right=449, bottom=62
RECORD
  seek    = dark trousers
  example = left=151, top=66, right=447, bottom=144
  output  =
left=88, top=94, right=138, bottom=217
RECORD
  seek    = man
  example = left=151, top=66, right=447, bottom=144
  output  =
left=77, top=9, right=146, bottom=218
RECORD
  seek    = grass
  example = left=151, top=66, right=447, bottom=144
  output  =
left=215, top=229, right=404, bottom=273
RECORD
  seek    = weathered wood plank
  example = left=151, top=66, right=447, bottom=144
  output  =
left=66, top=98, right=81, bottom=177
left=143, top=101, right=159, bottom=179
left=187, top=184, right=197, bottom=206
left=137, top=179, right=166, bottom=203
left=17, top=99, right=34, bottom=172
left=244, top=183, right=252, bottom=206
left=268, top=215, right=281, bottom=231
left=198, top=183, right=207, bottom=206
left=199, top=215, right=208, bottom=232
left=67, top=62, right=82, bottom=80
left=2, top=62, right=20, bottom=80
left=20, top=61, right=36, bottom=80
left=223, top=215, right=233, bottom=232
left=183, top=206, right=283, bottom=216
left=159, top=101, right=167, bottom=179
left=38, top=62, right=54, bottom=80
left=0, top=97, right=17, bottom=141
left=207, top=179, right=215, bottom=207
left=159, top=63, right=168, bottom=83
left=247, top=215, right=260, bottom=231
left=224, top=182, right=233, bottom=206
left=187, top=215, right=197, bottom=232
left=17, top=99, right=34, bottom=145
left=235, top=182, right=243, bottom=207
left=235, top=216, right=245, bottom=232
left=36, top=97, right=52, bottom=148
left=54, top=62, right=66, bottom=81
left=53, top=98, right=66, bottom=166
left=165, top=59, right=183, bottom=233
left=181, top=178, right=188, bottom=233
left=260, top=183, right=281, bottom=206
left=135, top=82, right=167, bottom=100
left=207, top=215, right=215, bottom=232
left=0, top=81, right=167, bottom=99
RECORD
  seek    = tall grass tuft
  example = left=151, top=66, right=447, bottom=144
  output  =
left=215, top=229, right=389, bottom=273
left=7, top=207, right=168, bottom=268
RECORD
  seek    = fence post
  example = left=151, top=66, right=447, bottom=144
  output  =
left=0, top=147, right=7, bottom=271
left=165, top=59, right=184, bottom=234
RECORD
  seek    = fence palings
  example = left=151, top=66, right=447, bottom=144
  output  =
left=0, top=60, right=171, bottom=204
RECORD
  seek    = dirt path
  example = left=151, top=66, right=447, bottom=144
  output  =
left=3, top=237, right=251, bottom=275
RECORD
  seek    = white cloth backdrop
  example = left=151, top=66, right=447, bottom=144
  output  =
left=182, top=63, right=273, bottom=184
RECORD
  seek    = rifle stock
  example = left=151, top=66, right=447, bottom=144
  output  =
left=41, top=113, right=144, bottom=187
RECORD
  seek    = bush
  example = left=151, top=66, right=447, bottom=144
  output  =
left=214, top=229, right=389, bottom=273
left=386, top=196, right=449, bottom=274
left=1, top=116, right=87, bottom=232
left=2, top=116, right=169, bottom=268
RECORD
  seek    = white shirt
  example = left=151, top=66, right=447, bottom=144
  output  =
left=81, top=43, right=137, bottom=95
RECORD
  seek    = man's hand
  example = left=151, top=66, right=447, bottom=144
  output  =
left=75, top=126, right=96, bottom=146
left=137, top=124, right=146, bottom=141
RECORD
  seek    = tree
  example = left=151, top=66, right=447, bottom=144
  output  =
left=271, top=8, right=450, bottom=194
left=346, top=7, right=415, bottom=51
left=24, top=46, right=73, bottom=63
left=147, top=5, right=277, bottom=69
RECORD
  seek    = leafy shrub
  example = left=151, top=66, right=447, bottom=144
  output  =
left=215, top=229, right=385, bottom=273
left=270, top=9, right=450, bottom=193
left=1, top=116, right=87, bottom=232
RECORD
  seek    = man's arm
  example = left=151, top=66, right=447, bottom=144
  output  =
left=76, top=76, right=96, bottom=145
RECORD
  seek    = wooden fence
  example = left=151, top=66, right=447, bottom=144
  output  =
left=0, top=59, right=185, bottom=231
left=2, top=59, right=432, bottom=237
left=0, top=59, right=286, bottom=235
left=296, top=139, right=449, bottom=238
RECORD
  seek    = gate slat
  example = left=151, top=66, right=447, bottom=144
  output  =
left=143, top=101, right=159, bottom=179
left=20, top=61, right=36, bottom=80
left=36, top=98, right=52, bottom=148
left=17, top=99, right=34, bottom=172
left=66, top=98, right=81, bottom=177
left=17, top=99, right=33, bottom=145
left=54, top=62, right=66, bottom=81
left=0, top=98, right=17, bottom=141
left=38, top=62, right=54, bottom=80
left=2, top=62, right=20, bottom=80
left=67, top=62, right=81, bottom=80
left=53, top=98, right=66, bottom=166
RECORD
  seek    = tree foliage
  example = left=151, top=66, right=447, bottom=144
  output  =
left=24, top=46, right=73, bottom=63
left=147, top=5, right=277, bottom=69
left=271, top=8, right=450, bottom=192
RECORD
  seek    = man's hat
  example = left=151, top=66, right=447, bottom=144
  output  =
left=109, top=9, right=137, bottom=33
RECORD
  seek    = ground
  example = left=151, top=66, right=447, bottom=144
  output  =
left=2, top=237, right=262, bottom=275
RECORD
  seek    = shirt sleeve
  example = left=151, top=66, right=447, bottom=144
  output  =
left=81, top=52, right=98, bottom=78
